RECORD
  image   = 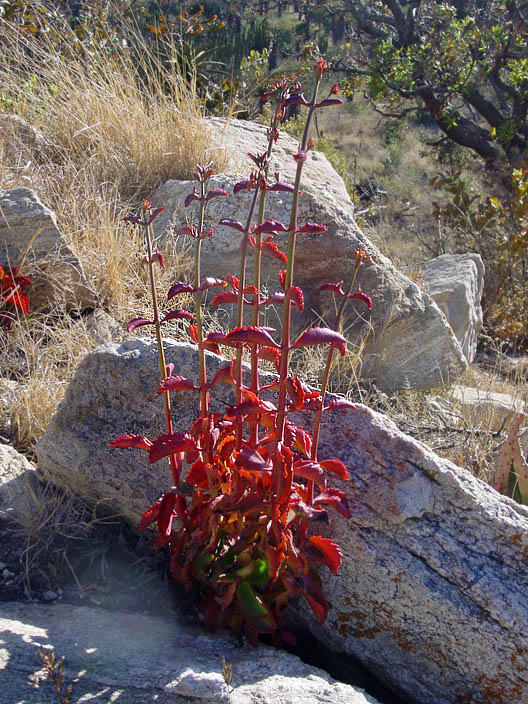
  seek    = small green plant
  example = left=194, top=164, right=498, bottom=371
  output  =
left=39, top=646, right=73, bottom=704
left=221, top=655, right=233, bottom=691
left=112, top=60, right=371, bottom=645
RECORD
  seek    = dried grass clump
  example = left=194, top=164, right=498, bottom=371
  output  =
left=0, top=14, right=223, bottom=197
left=1, top=309, right=96, bottom=454
left=0, top=11, right=224, bottom=453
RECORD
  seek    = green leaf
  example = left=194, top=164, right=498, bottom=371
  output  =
left=236, top=581, right=269, bottom=620
left=247, top=559, right=269, bottom=586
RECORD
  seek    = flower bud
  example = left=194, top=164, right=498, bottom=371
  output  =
left=313, top=57, right=328, bottom=82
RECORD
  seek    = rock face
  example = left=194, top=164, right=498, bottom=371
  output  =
left=0, top=113, right=57, bottom=164
left=0, top=188, right=95, bottom=309
left=0, top=442, right=39, bottom=521
left=452, top=384, right=526, bottom=432
left=37, top=339, right=528, bottom=704
left=0, top=379, right=18, bottom=437
left=296, top=402, right=528, bottom=704
left=150, top=117, right=466, bottom=391
left=419, top=253, right=484, bottom=363
left=0, top=601, right=378, bottom=704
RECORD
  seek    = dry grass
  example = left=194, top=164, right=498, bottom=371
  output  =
left=0, top=12, right=224, bottom=452
left=317, top=98, right=442, bottom=266
left=1, top=308, right=98, bottom=454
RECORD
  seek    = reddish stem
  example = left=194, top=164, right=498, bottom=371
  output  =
left=272, top=79, right=321, bottom=504
left=145, top=218, right=180, bottom=486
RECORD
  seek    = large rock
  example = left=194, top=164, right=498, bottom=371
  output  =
left=0, top=442, right=39, bottom=521
left=0, top=601, right=378, bottom=704
left=452, top=384, right=526, bottom=432
left=150, top=118, right=466, bottom=391
left=0, top=187, right=95, bottom=310
left=419, top=253, right=484, bottom=363
left=37, top=339, right=528, bottom=704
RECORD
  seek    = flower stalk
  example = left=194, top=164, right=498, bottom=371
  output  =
left=143, top=203, right=180, bottom=486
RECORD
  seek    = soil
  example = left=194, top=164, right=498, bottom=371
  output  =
left=0, top=507, right=199, bottom=624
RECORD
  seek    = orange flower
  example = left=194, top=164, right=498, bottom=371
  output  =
left=313, top=57, right=328, bottom=81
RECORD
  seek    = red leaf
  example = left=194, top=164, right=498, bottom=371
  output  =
left=227, top=397, right=276, bottom=419
left=235, top=448, right=271, bottom=471
left=297, top=222, right=328, bottom=234
left=184, top=190, right=200, bottom=208
left=314, top=488, right=351, bottom=519
left=126, top=317, right=153, bottom=333
left=149, top=433, right=197, bottom=464
left=208, top=363, right=235, bottom=389
left=210, top=291, right=240, bottom=306
left=254, top=219, right=289, bottom=235
left=167, top=282, right=194, bottom=300
left=305, top=536, right=343, bottom=574
left=268, top=172, right=294, bottom=193
left=219, top=217, right=245, bottom=232
left=223, top=326, right=279, bottom=349
left=293, top=459, right=327, bottom=491
left=175, top=225, right=198, bottom=238
left=157, top=491, right=177, bottom=537
left=158, top=376, right=199, bottom=393
left=318, top=280, right=346, bottom=296
left=286, top=423, right=313, bottom=456
left=185, top=460, right=208, bottom=487
left=204, top=331, right=227, bottom=344
left=286, top=286, right=304, bottom=311
left=261, top=291, right=285, bottom=306
left=205, top=188, right=228, bottom=200
left=350, top=286, right=373, bottom=309
left=123, top=214, right=142, bottom=225
left=282, top=93, right=310, bottom=107
left=162, top=309, right=194, bottom=323
left=139, top=498, right=161, bottom=531
left=285, top=376, right=305, bottom=411
left=292, top=327, right=347, bottom=356
left=233, top=178, right=257, bottom=194
left=319, top=281, right=372, bottom=309
left=110, top=434, right=152, bottom=449
left=225, top=274, right=240, bottom=290
left=199, top=277, right=227, bottom=291
left=151, top=251, right=164, bottom=267
left=325, top=399, right=356, bottom=412
left=315, top=97, right=344, bottom=108
left=262, top=239, right=287, bottom=263
left=147, top=207, right=165, bottom=225
left=303, top=575, right=329, bottom=624
left=189, top=327, right=223, bottom=354
left=266, top=544, right=284, bottom=581
left=9, top=291, right=30, bottom=313
left=257, top=346, right=281, bottom=372
left=278, top=269, right=286, bottom=290
left=167, top=278, right=225, bottom=300
left=320, top=458, right=348, bottom=480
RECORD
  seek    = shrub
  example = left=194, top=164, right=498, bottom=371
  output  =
left=112, top=64, right=372, bottom=645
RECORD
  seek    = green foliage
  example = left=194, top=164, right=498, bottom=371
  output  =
left=430, top=167, right=528, bottom=350
left=337, top=0, right=528, bottom=170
